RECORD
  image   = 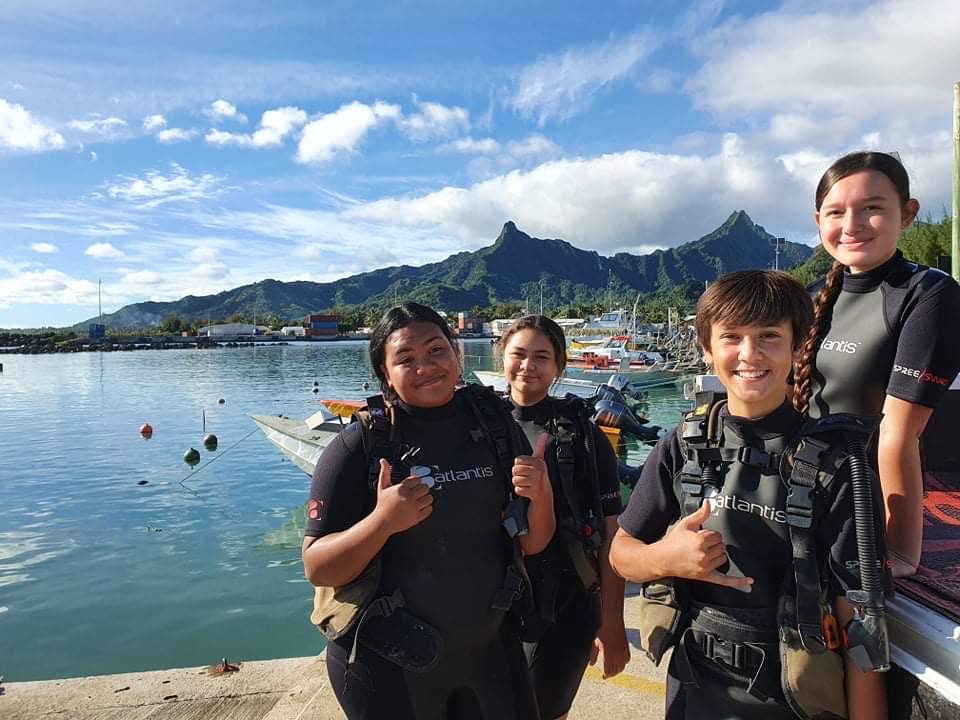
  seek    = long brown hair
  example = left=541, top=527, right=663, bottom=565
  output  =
left=792, top=151, right=911, bottom=415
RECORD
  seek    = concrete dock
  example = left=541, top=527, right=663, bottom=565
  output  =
left=1, top=594, right=668, bottom=719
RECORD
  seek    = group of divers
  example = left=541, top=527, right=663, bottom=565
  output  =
left=299, top=151, right=960, bottom=720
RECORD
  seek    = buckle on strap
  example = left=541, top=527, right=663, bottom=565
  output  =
left=737, top=446, right=779, bottom=469
left=368, top=588, right=405, bottom=618
left=701, top=633, right=749, bottom=670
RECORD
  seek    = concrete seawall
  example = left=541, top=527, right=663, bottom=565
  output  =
left=1, top=594, right=668, bottom=719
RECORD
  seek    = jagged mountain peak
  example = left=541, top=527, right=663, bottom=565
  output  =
left=77, top=212, right=812, bottom=329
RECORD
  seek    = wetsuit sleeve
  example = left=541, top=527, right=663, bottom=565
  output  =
left=885, top=275, right=960, bottom=407
left=618, top=429, right=682, bottom=544
left=817, top=457, right=891, bottom=595
left=591, top=422, right=623, bottom=517
left=304, top=422, right=371, bottom=538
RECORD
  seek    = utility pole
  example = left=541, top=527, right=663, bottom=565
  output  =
left=953, top=81, right=959, bottom=282
left=771, top=237, right=785, bottom=271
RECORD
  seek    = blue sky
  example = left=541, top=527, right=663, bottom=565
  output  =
left=1, top=0, right=957, bottom=328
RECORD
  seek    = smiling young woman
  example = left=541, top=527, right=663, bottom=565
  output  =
left=301, top=303, right=555, bottom=720
left=499, top=315, right=629, bottom=720
left=793, top=151, right=960, bottom=577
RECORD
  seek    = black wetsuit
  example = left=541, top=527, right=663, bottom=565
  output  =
left=619, top=400, right=887, bottom=720
left=305, top=389, right=539, bottom=720
left=508, top=396, right=622, bottom=719
left=808, top=251, right=960, bottom=418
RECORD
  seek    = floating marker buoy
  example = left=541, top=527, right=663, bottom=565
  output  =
left=218, top=398, right=225, bottom=405
left=313, top=381, right=319, bottom=386
left=137, top=480, right=149, bottom=486
left=312, top=387, right=319, bottom=393
left=139, top=423, right=153, bottom=437
left=203, top=433, right=218, bottom=450
left=183, top=448, right=201, bottom=465
left=362, top=382, right=370, bottom=391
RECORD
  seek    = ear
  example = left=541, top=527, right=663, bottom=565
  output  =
left=380, top=364, right=391, bottom=388
left=702, top=347, right=713, bottom=368
left=813, top=209, right=821, bottom=230
left=901, top=199, right=920, bottom=229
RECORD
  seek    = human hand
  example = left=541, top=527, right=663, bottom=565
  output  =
left=511, top=433, right=552, bottom=505
left=660, top=502, right=754, bottom=590
left=374, top=459, right=433, bottom=535
left=590, top=622, right=630, bottom=679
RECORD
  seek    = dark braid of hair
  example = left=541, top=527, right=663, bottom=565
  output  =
left=793, top=261, right=846, bottom=415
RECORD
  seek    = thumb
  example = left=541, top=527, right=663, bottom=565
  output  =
left=681, top=500, right=711, bottom=529
left=532, top=431, right=549, bottom=459
left=377, top=458, right=392, bottom=491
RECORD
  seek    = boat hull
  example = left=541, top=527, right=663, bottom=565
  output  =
left=250, top=414, right=345, bottom=476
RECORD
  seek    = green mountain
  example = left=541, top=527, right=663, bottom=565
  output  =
left=80, top=211, right=812, bottom=329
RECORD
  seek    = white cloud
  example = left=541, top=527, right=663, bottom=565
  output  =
left=89, top=151, right=97, bottom=162
left=345, top=137, right=814, bottom=254
left=205, top=105, right=307, bottom=148
left=30, top=242, right=58, bottom=253
left=119, top=269, right=162, bottom=285
left=84, top=242, right=125, bottom=259
left=0, top=270, right=98, bottom=309
left=446, top=137, right=501, bottom=155
left=67, top=116, right=127, bottom=137
left=688, top=0, right=960, bottom=127
left=205, top=99, right=247, bottom=124
left=105, top=163, right=222, bottom=207
left=0, top=98, right=65, bottom=152
left=398, top=100, right=470, bottom=142
left=156, top=127, right=198, bottom=143
left=296, top=101, right=399, bottom=164
left=187, top=246, right=220, bottom=264
left=505, top=134, right=560, bottom=159
left=512, top=32, right=659, bottom=124
left=143, top=114, right=166, bottom=132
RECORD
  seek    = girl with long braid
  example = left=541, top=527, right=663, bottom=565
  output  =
left=793, top=151, right=960, bottom=576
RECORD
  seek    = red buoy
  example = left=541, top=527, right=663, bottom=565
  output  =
left=139, top=423, right=154, bottom=437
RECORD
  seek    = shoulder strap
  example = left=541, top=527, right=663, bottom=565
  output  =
left=784, top=431, right=842, bottom=654
left=460, top=383, right=524, bottom=478
left=677, top=394, right=727, bottom=515
left=352, top=395, right=400, bottom=496
left=550, top=395, right=604, bottom=543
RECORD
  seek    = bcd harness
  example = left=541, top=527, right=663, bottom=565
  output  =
left=521, top=394, right=606, bottom=632
left=638, top=391, right=871, bottom=719
left=310, top=383, right=532, bottom=670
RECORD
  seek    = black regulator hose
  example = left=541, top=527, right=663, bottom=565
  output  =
left=844, top=434, right=890, bottom=673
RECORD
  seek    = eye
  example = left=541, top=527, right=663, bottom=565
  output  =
left=398, top=356, right=414, bottom=365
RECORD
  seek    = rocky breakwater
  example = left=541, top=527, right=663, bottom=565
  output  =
left=0, top=332, right=84, bottom=354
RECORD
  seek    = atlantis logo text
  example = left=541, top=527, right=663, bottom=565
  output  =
left=819, top=339, right=861, bottom=354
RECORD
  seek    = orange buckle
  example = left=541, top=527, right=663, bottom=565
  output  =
left=822, top=613, right=841, bottom=651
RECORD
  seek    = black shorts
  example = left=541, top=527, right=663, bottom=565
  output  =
left=524, top=585, right=602, bottom=718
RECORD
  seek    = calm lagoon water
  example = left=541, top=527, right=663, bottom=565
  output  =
left=0, top=340, right=690, bottom=681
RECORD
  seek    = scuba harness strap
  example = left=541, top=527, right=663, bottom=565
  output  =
left=549, top=396, right=605, bottom=591
left=785, top=436, right=833, bottom=654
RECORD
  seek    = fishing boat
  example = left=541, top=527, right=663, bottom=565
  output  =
left=471, top=370, right=606, bottom=398
left=249, top=405, right=348, bottom=475
left=562, top=364, right=681, bottom=389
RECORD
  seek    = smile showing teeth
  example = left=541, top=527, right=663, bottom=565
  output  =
left=734, top=369, right=768, bottom=379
